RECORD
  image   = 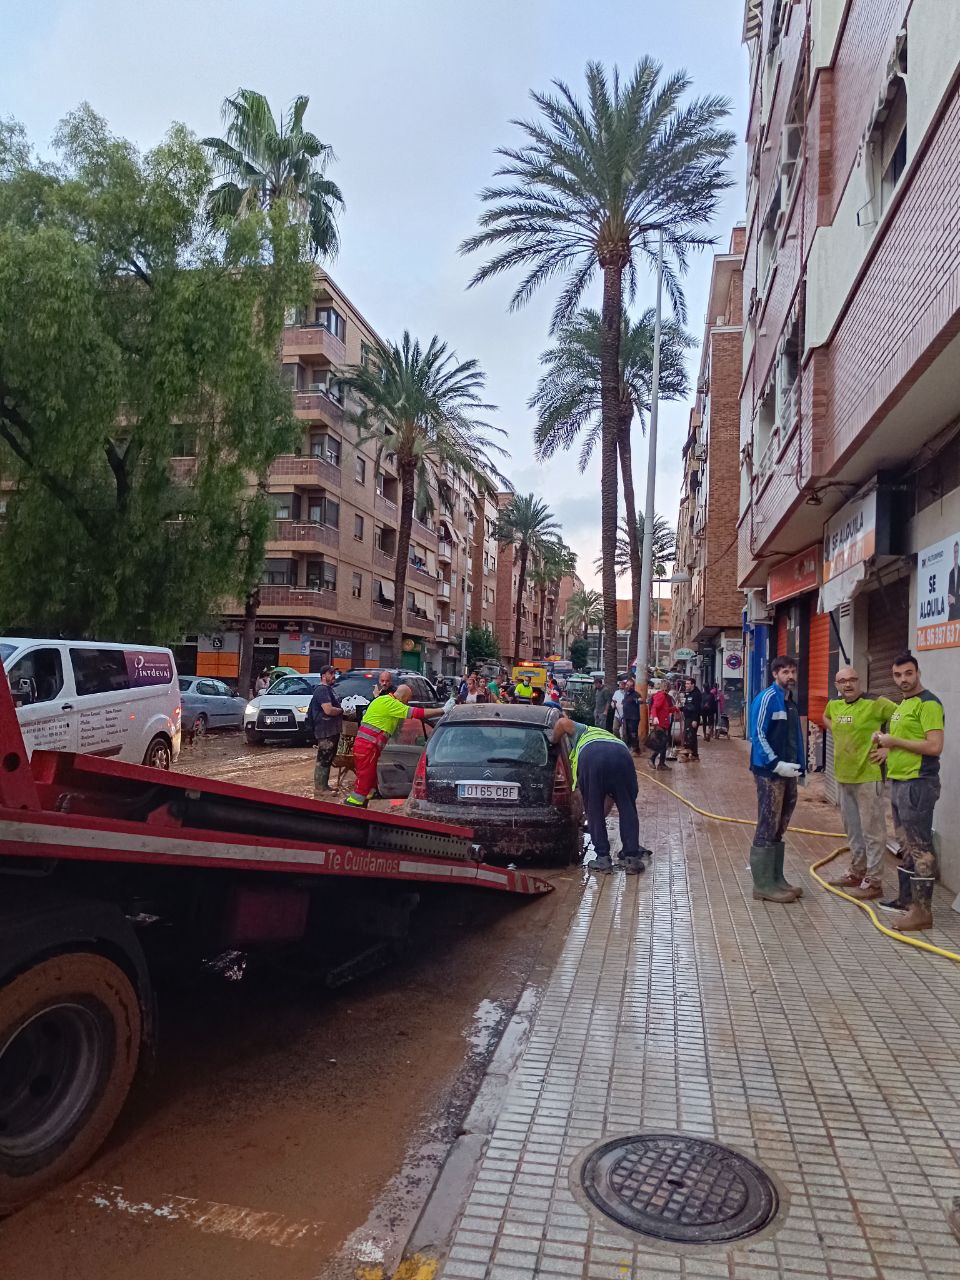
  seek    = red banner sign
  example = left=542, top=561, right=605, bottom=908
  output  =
left=767, top=546, right=820, bottom=605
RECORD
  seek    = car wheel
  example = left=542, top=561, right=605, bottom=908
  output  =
left=0, top=952, right=142, bottom=1214
left=244, top=727, right=264, bottom=746
left=143, top=735, right=172, bottom=770
left=191, top=714, right=208, bottom=744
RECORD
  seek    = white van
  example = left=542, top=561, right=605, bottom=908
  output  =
left=1, top=637, right=181, bottom=769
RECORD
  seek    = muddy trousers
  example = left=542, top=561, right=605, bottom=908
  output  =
left=578, top=742, right=640, bottom=860
left=890, top=778, right=940, bottom=878
left=313, top=735, right=338, bottom=793
left=837, top=781, right=886, bottom=880
left=753, top=774, right=798, bottom=846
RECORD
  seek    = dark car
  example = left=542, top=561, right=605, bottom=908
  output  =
left=333, top=669, right=441, bottom=717
left=405, top=704, right=582, bottom=866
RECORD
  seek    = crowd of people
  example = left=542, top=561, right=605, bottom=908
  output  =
left=593, top=672, right=726, bottom=766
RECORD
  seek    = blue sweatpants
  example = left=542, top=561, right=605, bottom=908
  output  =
left=578, top=741, right=640, bottom=859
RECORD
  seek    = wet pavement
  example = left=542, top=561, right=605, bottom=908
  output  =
left=0, top=733, right=583, bottom=1280
left=429, top=740, right=960, bottom=1280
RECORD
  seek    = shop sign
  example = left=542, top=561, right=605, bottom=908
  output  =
left=767, top=546, right=820, bottom=605
left=674, top=647, right=696, bottom=660
left=915, top=531, right=960, bottom=651
left=332, top=639, right=352, bottom=660
left=820, top=480, right=894, bottom=613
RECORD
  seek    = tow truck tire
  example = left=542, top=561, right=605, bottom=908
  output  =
left=143, top=735, right=172, bottom=770
left=0, top=952, right=142, bottom=1214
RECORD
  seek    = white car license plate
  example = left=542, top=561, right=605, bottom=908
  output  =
left=264, top=714, right=290, bottom=725
left=457, top=781, right=520, bottom=801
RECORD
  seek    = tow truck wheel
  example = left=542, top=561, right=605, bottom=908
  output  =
left=143, top=735, right=172, bottom=770
left=0, top=952, right=142, bottom=1214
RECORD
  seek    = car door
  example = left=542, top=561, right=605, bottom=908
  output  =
left=213, top=679, right=246, bottom=727
left=378, top=714, right=430, bottom=798
left=6, top=644, right=79, bottom=755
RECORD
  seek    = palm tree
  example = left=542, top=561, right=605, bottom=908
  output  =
left=495, top=494, right=560, bottom=663
left=203, top=89, right=346, bottom=694
left=203, top=89, right=345, bottom=258
left=528, top=540, right=576, bottom=658
left=594, top=513, right=676, bottom=584
left=532, top=306, right=692, bottom=665
left=564, top=586, right=604, bottom=668
left=340, top=333, right=505, bottom=664
left=462, top=59, right=733, bottom=690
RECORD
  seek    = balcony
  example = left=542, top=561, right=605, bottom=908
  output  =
left=437, top=579, right=451, bottom=601
left=438, top=539, right=453, bottom=562
left=282, top=324, right=346, bottom=364
left=405, top=610, right=434, bottom=635
left=412, top=517, right=439, bottom=548
left=373, top=548, right=394, bottom=573
left=257, top=584, right=337, bottom=615
left=436, top=623, right=450, bottom=640
left=407, top=560, right=435, bottom=587
left=375, top=491, right=398, bottom=521
left=371, top=601, right=395, bottom=625
left=169, top=456, right=198, bottom=484
left=269, top=519, right=340, bottom=552
left=270, top=453, right=341, bottom=489
left=293, top=390, right=344, bottom=429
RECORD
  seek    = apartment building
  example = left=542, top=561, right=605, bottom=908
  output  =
left=181, top=271, right=487, bottom=681
left=738, top=0, right=960, bottom=887
left=492, top=492, right=570, bottom=664
left=672, top=228, right=746, bottom=717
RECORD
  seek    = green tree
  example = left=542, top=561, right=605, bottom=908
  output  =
left=570, top=636, right=589, bottom=671
left=462, top=59, right=733, bottom=689
left=495, top=494, right=560, bottom=663
left=529, top=540, right=576, bottom=658
left=532, top=307, right=692, bottom=665
left=564, top=586, right=604, bottom=638
left=465, top=623, right=501, bottom=669
left=340, top=333, right=505, bottom=664
left=203, top=89, right=344, bottom=693
left=594, top=513, right=676, bottom=583
left=0, top=106, right=310, bottom=642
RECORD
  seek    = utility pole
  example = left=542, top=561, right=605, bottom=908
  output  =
left=637, top=228, right=664, bottom=740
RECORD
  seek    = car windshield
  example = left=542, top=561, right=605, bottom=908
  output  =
left=334, top=674, right=383, bottom=698
left=268, top=676, right=319, bottom=696
left=430, top=724, right=549, bottom=768
left=0, top=642, right=17, bottom=666
left=178, top=677, right=193, bottom=692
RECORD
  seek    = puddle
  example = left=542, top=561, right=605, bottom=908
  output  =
left=463, top=998, right=509, bottom=1056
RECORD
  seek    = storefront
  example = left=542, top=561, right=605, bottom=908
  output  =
left=767, top=545, right=823, bottom=722
left=194, top=619, right=390, bottom=683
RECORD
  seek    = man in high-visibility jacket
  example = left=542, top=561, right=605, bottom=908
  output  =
left=346, top=684, right=444, bottom=807
left=552, top=715, right=649, bottom=874
left=513, top=674, right=534, bottom=702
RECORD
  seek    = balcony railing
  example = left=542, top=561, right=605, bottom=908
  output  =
left=405, top=610, right=433, bottom=633
left=373, top=548, right=395, bottom=573
left=412, top=517, right=439, bottom=547
left=375, top=491, right=398, bottom=520
left=293, top=390, right=344, bottom=428
left=270, top=519, right=340, bottom=550
left=437, top=580, right=451, bottom=600
left=436, top=623, right=450, bottom=639
left=257, top=584, right=337, bottom=611
left=270, top=453, right=341, bottom=488
left=371, top=601, right=395, bottom=623
left=169, top=456, right=198, bottom=484
left=407, top=561, right=435, bottom=586
left=437, top=539, right=453, bottom=561
left=282, top=324, right=346, bottom=364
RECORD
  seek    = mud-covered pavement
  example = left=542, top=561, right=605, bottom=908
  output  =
left=0, top=733, right=583, bottom=1280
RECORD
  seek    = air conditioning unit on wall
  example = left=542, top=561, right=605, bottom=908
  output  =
left=745, top=589, right=771, bottom=624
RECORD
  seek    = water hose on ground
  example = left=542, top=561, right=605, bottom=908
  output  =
left=637, top=769, right=960, bottom=964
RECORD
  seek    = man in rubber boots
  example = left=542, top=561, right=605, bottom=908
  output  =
left=748, top=655, right=805, bottom=902
left=552, top=714, right=650, bottom=874
left=346, top=684, right=444, bottom=807
left=870, top=653, right=944, bottom=931
left=823, top=666, right=896, bottom=900
left=305, top=665, right=344, bottom=794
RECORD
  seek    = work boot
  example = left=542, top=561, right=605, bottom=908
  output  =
left=828, top=866, right=866, bottom=889
left=847, top=877, right=883, bottom=901
left=878, top=866, right=912, bottom=912
left=618, top=855, right=646, bottom=875
left=588, top=854, right=614, bottom=874
left=888, top=876, right=934, bottom=932
left=773, top=840, right=803, bottom=899
left=314, top=764, right=331, bottom=794
left=750, top=844, right=796, bottom=903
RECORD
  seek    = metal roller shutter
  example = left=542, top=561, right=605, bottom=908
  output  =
left=776, top=610, right=789, bottom=657
left=807, top=610, right=831, bottom=728
left=866, top=579, right=911, bottom=699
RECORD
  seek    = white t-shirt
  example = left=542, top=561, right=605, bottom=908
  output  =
left=611, top=689, right=626, bottom=713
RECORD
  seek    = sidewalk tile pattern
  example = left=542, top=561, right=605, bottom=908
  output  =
left=438, top=743, right=960, bottom=1279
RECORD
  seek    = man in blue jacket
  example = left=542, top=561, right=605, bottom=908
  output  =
left=748, top=655, right=806, bottom=903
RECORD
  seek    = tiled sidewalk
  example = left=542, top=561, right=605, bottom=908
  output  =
left=435, top=741, right=960, bottom=1280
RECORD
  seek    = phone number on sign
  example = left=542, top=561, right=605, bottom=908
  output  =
left=916, top=621, right=960, bottom=651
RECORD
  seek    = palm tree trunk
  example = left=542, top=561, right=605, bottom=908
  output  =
left=537, top=584, right=546, bottom=658
left=238, top=586, right=260, bottom=698
left=598, top=260, right=625, bottom=691
left=513, top=544, right=528, bottom=663
left=617, top=415, right=641, bottom=674
left=392, top=462, right=416, bottom=666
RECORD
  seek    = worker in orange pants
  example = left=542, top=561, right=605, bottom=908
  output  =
left=346, top=684, right=444, bottom=806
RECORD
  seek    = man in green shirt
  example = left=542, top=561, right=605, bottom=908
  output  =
left=823, top=667, right=896, bottom=900
left=870, top=653, right=944, bottom=931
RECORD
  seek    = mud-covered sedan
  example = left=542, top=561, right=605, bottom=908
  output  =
left=405, top=704, right=582, bottom=866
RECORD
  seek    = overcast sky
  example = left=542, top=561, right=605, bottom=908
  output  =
left=5, top=0, right=749, bottom=590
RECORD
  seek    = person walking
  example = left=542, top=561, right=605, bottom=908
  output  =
left=621, top=678, right=642, bottom=753
left=611, top=679, right=626, bottom=738
left=304, top=665, right=344, bottom=795
left=823, top=666, right=896, bottom=900
left=648, top=680, right=673, bottom=770
left=702, top=685, right=718, bottom=741
left=748, top=655, right=805, bottom=903
left=552, top=714, right=650, bottom=874
left=346, top=684, right=444, bottom=807
left=871, top=653, right=944, bottom=931
left=592, top=677, right=612, bottom=729
left=679, top=677, right=703, bottom=760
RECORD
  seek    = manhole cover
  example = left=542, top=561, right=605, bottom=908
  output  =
left=579, top=1133, right=779, bottom=1245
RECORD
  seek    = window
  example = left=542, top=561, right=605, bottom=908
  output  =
left=275, top=501, right=291, bottom=520
left=376, top=579, right=394, bottom=607
left=406, top=590, right=416, bottom=610
left=352, top=571, right=363, bottom=599
left=322, top=562, right=337, bottom=592
left=280, top=364, right=301, bottom=390
left=355, top=456, right=366, bottom=485
left=8, top=648, right=64, bottom=705
left=197, top=680, right=220, bottom=697
left=430, top=723, right=548, bottom=768
left=314, top=306, right=346, bottom=340
left=171, top=428, right=197, bottom=456
left=311, top=433, right=341, bottom=466
left=875, top=77, right=907, bottom=213
left=758, top=183, right=782, bottom=288
left=262, top=559, right=295, bottom=585
left=354, top=513, right=364, bottom=541
left=70, top=648, right=130, bottom=696
left=308, top=494, right=339, bottom=528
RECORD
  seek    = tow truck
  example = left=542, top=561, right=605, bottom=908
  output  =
left=0, top=674, right=550, bottom=1213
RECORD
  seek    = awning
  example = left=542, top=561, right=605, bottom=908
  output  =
left=819, top=562, right=867, bottom=614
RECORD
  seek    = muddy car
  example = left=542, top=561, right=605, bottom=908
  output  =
left=406, top=704, right=582, bottom=866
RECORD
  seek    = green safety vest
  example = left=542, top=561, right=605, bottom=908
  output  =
left=360, top=693, right=411, bottom=738
left=569, top=725, right=628, bottom=788
left=515, top=683, right=534, bottom=699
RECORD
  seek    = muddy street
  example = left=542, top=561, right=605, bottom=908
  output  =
left=0, top=735, right=583, bottom=1280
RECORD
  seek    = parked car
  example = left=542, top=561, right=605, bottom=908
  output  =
left=178, top=677, right=247, bottom=740
left=405, top=704, right=582, bottom=866
left=243, top=674, right=323, bottom=744
left=332, top=669, right=441, bottom=717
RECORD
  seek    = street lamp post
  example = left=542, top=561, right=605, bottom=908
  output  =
left=637, top=229, right=665, bottom=740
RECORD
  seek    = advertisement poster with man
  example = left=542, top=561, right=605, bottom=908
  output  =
left=916, top=532, right=960, bottom=650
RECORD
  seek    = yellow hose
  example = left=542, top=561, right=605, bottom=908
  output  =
left=637, top=769, right=960, bottom=963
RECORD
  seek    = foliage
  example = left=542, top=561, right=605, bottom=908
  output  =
left=465, top=624, right=501, bottom=669
left=529, top=539, right=576, bottom=656
left=203, top=89, right=344, bottom=260
left=595, top=514, right=676, bottom=581
left=340, top=333, right=506, bottom=664
left=494, top=493, right=561, bottom=661
left=570, top=636, right=589, bottom=671
left=564, top=587, right=604, bottom=636
left=0, top=106, right=311, bottom=642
